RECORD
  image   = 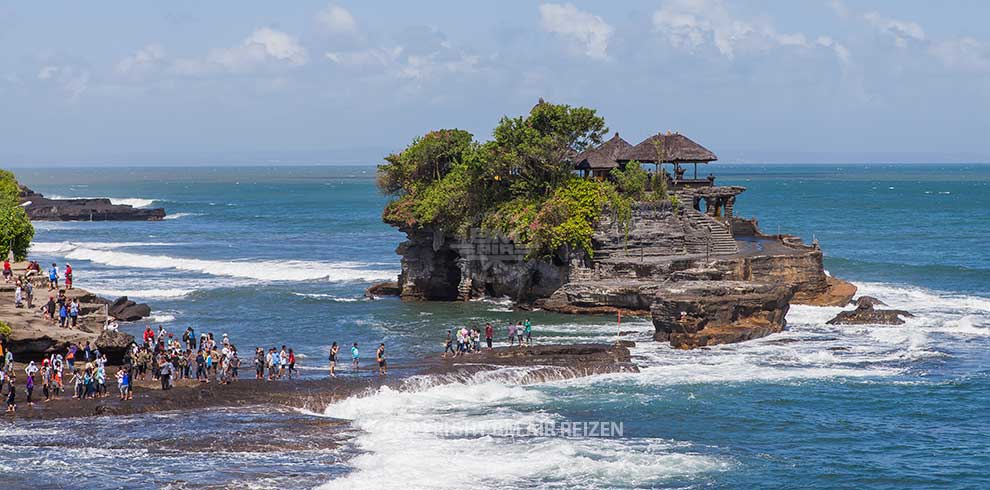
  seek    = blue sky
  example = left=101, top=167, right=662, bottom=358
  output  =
left=1, top=0, right=989, bottom=165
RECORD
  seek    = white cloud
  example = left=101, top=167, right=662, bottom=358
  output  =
left=816, top=35, right=851, bottom=66
left=930, top=37, right=990, bottom=72
left=115, top=44, right=165, bottom=76
left=653, top=0, right=824, bottom=59
left=174, top=27, right=307, bottom=75
left=326, top=47, right=403, bottom=66
left=36, top=64, right=89, bottom=99
left=539, top=3, right=613, bottom=60
left=316, top=4, right=358, bottom=34
left=862, top=11, right=925, bottom=47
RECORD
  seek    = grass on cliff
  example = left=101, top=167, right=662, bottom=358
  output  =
left=378, top=101, right=676, bottom=258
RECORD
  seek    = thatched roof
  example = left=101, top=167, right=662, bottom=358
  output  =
left=617, top=132, right=717, bottom=163
left=574, top=133, right=632, bottom=170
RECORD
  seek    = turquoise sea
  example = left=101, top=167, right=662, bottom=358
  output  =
left=2, top=164, right=989, bottom=489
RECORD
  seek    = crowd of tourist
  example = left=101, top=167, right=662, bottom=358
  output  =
left=442, top=319, right=534, bottom=358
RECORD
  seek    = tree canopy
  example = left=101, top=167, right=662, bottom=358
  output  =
left=378, top=101, right=646, bottom=257
left=0, top=205, right=34, bottom=261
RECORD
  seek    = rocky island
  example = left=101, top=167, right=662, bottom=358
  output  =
left=372, top=100, right=857, bottom=349
left=19, top=185, right=165, bottom=221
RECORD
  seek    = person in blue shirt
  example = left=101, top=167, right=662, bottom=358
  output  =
left=48, top=263, right=59, bottom=291
left=351, top=343, right=359, bottom=369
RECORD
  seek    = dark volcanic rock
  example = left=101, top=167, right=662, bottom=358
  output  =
left=651, top=281, right=794, bottom=349
left=19, top=186, right=165, bottom=221
left=826, top=303, right=913, bottom=326
left=852, top=296, right=887, bottom=308
left=95, top=330, right=136, bottom=364
left=108, top=296, right=152, bottom=322
left=365, top=281, right=401, bottom=298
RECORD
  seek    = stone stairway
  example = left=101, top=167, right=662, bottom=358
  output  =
left=682, top=208, right=738, bottom=255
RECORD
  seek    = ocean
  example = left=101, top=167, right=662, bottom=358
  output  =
left=3, top=164, right=989, bottom=489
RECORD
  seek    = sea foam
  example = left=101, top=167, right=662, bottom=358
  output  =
left=31, top=241, right=397, bottom=283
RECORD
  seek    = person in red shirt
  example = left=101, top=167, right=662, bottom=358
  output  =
left=143, top=326, right=155, bottom=346
left=64, top=264, right=73, bottom=290
left=485, top=323, right=494, bottom=350
left=2, top=259, right=11, bottom=283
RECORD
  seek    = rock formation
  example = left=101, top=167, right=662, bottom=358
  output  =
left=107, top=296, right=153, bottom=322
left=385, top=187, right=855, bottom=349
left=19, top=186, right=165, bottom=221
left=826, top=299, right=913, bottom=326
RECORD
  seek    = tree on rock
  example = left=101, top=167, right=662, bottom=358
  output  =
left=0, top=205, right=34, bottom=261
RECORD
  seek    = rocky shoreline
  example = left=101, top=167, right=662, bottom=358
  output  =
left=18, top=185, right=165, bottom=221
left=2, top=262, right=147, bottom=363
left=7, top=343, right=633, bottom=420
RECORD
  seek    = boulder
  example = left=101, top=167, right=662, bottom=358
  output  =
left=826, top=303, right=913, bottom=326
left=651, top=281, right=794, bottom=349
left=108, top=296, right=152, bottom=322
left=95, top=330, right=136, bottom=364
left=365, top=281, right=401, bottom=298
left=852, top=296, right=887, bottom=308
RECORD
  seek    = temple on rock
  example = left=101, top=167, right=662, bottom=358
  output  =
left=380, top=108, right=857, bottom=350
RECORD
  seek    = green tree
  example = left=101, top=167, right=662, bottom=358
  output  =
left=0, top=205, right=34, bottom=261
left=489, top=102, right=607, bottom=198
left=0, top=169, right=21, bottom=208
left=377, top=129, right=475, bottom=196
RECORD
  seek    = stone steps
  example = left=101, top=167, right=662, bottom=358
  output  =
left=682, top=209, right=738, bottom=255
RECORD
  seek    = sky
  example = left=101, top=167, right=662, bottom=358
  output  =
left=1, top=0, right=989, bottom=165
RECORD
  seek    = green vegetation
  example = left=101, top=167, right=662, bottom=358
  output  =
left=0, top=319, right=10, bottom=338
left=0, top=170, right=33, bottom=261
left=377, top=101, right=667, bottom=258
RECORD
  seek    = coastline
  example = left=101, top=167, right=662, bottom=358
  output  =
left=6, top=343, right=634, bottom=421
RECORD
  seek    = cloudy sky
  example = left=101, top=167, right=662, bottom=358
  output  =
left=2, top=0, right=989, bottom=165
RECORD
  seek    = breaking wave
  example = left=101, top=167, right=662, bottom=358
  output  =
left=30, top=242, right=397, bottom=283
left=47, top=195, right=156, bottom=208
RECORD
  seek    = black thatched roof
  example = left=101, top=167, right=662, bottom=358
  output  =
left=574, top=133, right=632, bottom=170
left=617, top=132, right=717, bottom=163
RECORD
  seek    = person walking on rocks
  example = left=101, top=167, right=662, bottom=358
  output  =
left=48, top=263, right=59, bottom=291
left=442, top=330, right=455, bottom=358
left=64, top=263, right=73, bottom=290
left=523, top=319, right=533, bottom=347
left=328, top=342, right=339, bottom=377
left=5, top=374, right=16, bottom=413
left=376, top=343, right=387, bottom=376
left=351, top=343, right=359, bottom=370
left=485, top=323, right=494, bottom=350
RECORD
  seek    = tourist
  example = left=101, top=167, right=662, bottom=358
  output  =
left=376, top=343, right=387, bottom=376
left=442, top=330, right=455, bottom=358
left=115, top=368, right=126, bottom=400
left=64, top=263, right=73, bottom=290
left=287, top=348, right=296, bottom=379
left=523, top=319, right=533, bottom=346
left=515, top=321, right=525, bottom=348
left=41, top=359, right=52, bottom=401
left=472, top=328, right=481, bottom=352
left=14, top=280, right=22, bottom=308
left=508, top=323, right=517, bottom=346
left=2, top=258, right=11, bottom=282
left=5, top=374, right=16, bottom=413
left=143, top=326, right=155, bottom=346
left=278, top=345, right=288, bottom=379
left=23, top=278, right=33, bottom=309
left=328, top=342, right=339, bottom=377
left=195, top=349, right=206, bottom=382
left=58, top=301, right=68, bottom=328
left=25, top=370, right=34, bottom=405
left=485, top=323, right=494, bottom=350
left=48, top=263, right=59, bottom=290
left=69, top=299, right=79, bottom=327
left=351, top=343, right=359, bottom=369
left=43, top=295, right=56, bottom=322
left=254, top=347, right=264, bottom=380
left=182, top=327, right=194, bottom=351
left=159, top=357, right=173, bottom=390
